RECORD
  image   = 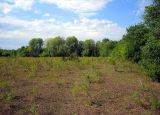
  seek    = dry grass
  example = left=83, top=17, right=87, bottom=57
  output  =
left=0, top=57, right=160, bottom=115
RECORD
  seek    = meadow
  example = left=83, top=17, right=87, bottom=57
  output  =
left=0, top=57, right=160, bottom=115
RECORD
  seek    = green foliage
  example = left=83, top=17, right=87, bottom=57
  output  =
left=77, top=41, right=84, bottom=56
left=151, top=95, right=159, bottom=111
left=123, top=24, right=149, bottom=62
left=82, top=39, right=96, bottom=57
left=109, top=0, right=160, bottom=81
left=29, top=38, right=43, bottom=57
left=66, top=36, right=78, bottom=55
left=141, top=37, right=160, bottom=81
left=39, top=49, right=49, bottom=57
left=0, top=80, right=13, bottom=102
left=0, top=0, right=159, bottom=82
left=46, top=37, right=67, bottom=57
left=17, top=46, right=29, bottom=57
left=0, top=49, right=16, bottom=57
left=29, top=102, right=37, bottom=115
left=0, top=80, right=8, bottom=88
left=132, top=81, right=159, bottom=111
left=109, top=40, right=127, bottom=61
left=100, top=39, right=117, bottom=57
left=144, top=0, right=160, bottom=29
left=71, top=64, right=100, bottom=96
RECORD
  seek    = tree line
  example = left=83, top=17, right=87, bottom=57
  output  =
left=0, top=0, right=159, bottom=81
left=0, top=37, right=117, bottom=58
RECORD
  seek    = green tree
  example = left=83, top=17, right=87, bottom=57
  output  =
left=66, top=36, right=78, bottom=55
left=141, top=37, right=160, bottom=81
left=1, top=49, right=16, bottom=57
left=100, top=40, right=117, bottom=57
left=46, top=37, right=67, bottom=57
left=95, top=41, right=101, bottom=57
left=17, top=46, right=29, bottom=57
left=77, top=41, right=84, bottom=57
left=123, top=24, right=149, bottom=62
left=28, top=38, right=43, bottom=57
left=82, top=39, right=95, bottom=56
left=141, top=0, right=160, bottom=81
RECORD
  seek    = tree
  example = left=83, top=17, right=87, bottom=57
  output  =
left=46, top=37, right=67, bottom=57
left=82, top=39, right=95, bottom=56
left=141, top=36, right=160, bottom=81
left=66, top=36, right=78, bottom=55
left=123, top=24, right=149, bottom=62
left=100, top=39, right=117, bottom=57
left=17, top=46, right=29, bottom=57
left=1, top=49, right=16, bottom=57
left=141, top=0, right=160, bottom=81
left=144, top=0, right=160, bottom=39
left=28, top=38, right=43, bottom=57
left=77, top=41, right=84, bottom=57
left=95, top=41, right=101, bottom=57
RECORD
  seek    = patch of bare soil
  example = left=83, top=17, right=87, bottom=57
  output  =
left=0, top=59, right=160, bottom=115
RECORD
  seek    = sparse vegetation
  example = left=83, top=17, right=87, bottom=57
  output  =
left=0, top=57, right=160, bottom=114
left=0, top=0, right=160, bottom=114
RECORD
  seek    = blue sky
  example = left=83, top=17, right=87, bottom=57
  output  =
left=0, top=0, right=151, bottom=49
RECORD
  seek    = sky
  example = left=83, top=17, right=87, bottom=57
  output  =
left=0, top=0, right=152, bottom=49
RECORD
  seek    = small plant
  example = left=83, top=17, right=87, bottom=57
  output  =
left=3, top=91, right=13, bottom=102
left=132, top=81, right=160, bottom=111
left=72, top=112, right=77, bottom=115
left=27, top=64, right=38, bottom=78
left=29, top=102, right=37, bottom=115
left=25, top=102, right=37, bottom=115
left=132, top=91, right=142, bottom=106
left=0, top=80, right=13, bottom=102
left=0, top=80, right=8, bottom=88
left=71, top=79, right=90, bottom=96
left=151, top=95, right=159, bottom=111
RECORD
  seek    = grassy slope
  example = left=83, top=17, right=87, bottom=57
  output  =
left=0, top=57, right=160, bottom=115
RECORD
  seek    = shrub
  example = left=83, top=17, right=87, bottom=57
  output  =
left=141, top=37, right=160, bottom=81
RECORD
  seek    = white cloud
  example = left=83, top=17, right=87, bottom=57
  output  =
left=40, top=0, right=112, bottom=17
left=14, top=0, right=34, bottom=10
left=1, top=0, right=34, bottom=14
left=1, top=3, right=12, bottom=14
left=0, top=16, right=126, bottom=42
left=43, top=13, right=50, bottom=17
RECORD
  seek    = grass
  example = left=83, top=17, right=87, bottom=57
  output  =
left=0, top=80, right=14, bottom=103
left=132, top=80, right=160, bottom=111
left=0, top=57, right=160, bottom=114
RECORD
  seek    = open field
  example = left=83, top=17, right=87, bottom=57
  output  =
left=0, top=57, right=160, bottom=115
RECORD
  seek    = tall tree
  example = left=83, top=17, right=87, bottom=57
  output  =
left=46, top=37, right=66, bottom=57
left=77, top=41, right=84, bottom=57
left=82, top=39, right=95, bottom=56
left=29, top=38, right=43, bottom=57
left=141, top=0, right=160, bottom=81
left=17, top=46, right=29, bottom=57
left=66, top=36, right=78, bottom=55
left=100, top=40, right=117, bottom=57
left=123, top=24, right=149, bottom=62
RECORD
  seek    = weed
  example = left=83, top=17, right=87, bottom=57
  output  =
left=151, top=95, right=159, bottom=111
left=29, top=102, right=37, bottom=115
left=132, top=81, right=159, bottom=111
left=71, top=63, right=100, bottom=96
left=132, top=91, right=142, bottom=106
left=3, top=91, right=13, bottom=102
left=24, top=102, right=38, bottom=115
left=71, top=79, right=90, bottom=96
left=72, top=112, right=77, bottom=115
left=0, top=80, right=8, bottom=88
left=0, top=80, right=13, bottom=102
